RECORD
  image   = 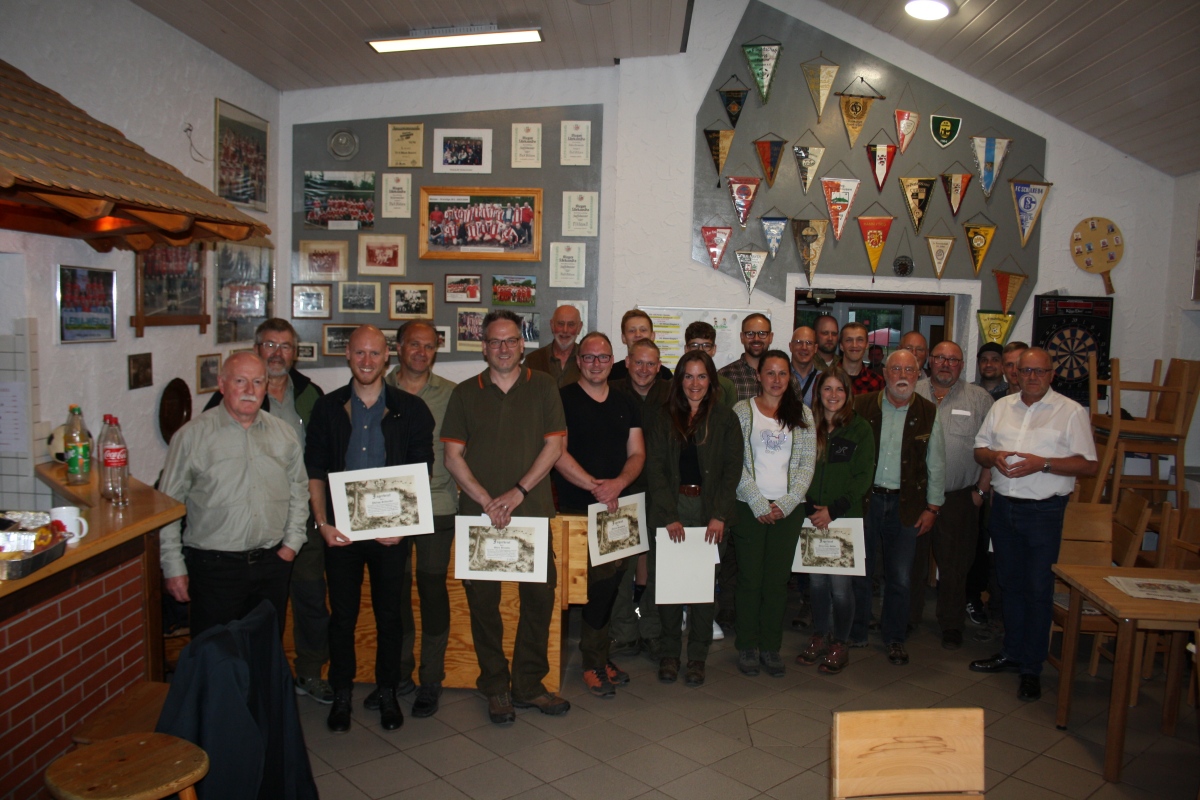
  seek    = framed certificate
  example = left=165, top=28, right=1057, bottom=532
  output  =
left=454, top=515, right=549, bottom=583
left=587, top=493, right=649, bottom=566
left=328, top=464, right=435, bottom=541
left=791, top=518, right=866, bottom=575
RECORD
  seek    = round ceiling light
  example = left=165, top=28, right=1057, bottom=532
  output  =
left=905, top=0, right=951, bottom=20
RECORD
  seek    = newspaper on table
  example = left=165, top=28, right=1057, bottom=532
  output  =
left=1104, top=576, right=1200, bottom=604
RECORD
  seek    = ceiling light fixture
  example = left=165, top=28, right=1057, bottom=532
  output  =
left=905, top=0, right=952, bottom=20
left=369, top=25, right=541, bottom=54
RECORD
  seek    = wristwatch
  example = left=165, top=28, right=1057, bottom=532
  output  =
left=974, top=487, right=987, bottom=498
left=1041, top=459, right=1052, bottom=474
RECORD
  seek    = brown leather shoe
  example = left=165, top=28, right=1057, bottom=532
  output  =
left=658, top=657, right=680, bottom=683
left=487, top=692, right=515, bottom=725
left=513, top=692, right=571, bottom=715
left=684, top=660, right=706, bottom=687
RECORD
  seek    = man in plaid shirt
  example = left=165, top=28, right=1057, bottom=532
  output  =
left=718, top=313, right=774, bottom=401
left=839, top=322, right=884, bottom=396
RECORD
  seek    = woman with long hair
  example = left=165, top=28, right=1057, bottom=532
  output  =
left=731, top=350, right=815, bottom=677
left=646, top=349, right=743, bottom=688
left=795, top=368, right=875, bottom=674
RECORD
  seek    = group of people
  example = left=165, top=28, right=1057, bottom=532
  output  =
left=158, top=302, right=1097, bottom=737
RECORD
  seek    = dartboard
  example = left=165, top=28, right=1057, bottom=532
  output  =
left=1032, top=295, right=1113, bottom=404
left=1046, top=326, right=1097, bottom=381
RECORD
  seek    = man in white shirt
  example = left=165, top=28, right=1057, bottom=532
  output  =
left=968, top=347, right=1098, bottom=701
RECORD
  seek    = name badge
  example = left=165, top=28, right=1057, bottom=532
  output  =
left=951, top=408, right=971, bottom=416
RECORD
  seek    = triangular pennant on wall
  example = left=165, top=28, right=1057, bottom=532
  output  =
left=821, top=176, right=860, bottom=241
left=793, top=144, right=824, bottom=194
left=735, top=247, right=768, bottom=299
left=1010, top=179, right=1052, bottom=247
left=925, top=235, right=955, bottom=279
left=801, top=56, right=839, bottom=123
left=895, top=108, right=920, bottom=154
left=701, top=225, right=732, bottom=270
left=857, top=214, right=894, bottom=277
left=941, top=171, right=972, bottom=217
left=760, top=211, right=788, bottom=258
left=791, top=217, right=828, bottom=285
left=703, top=128, right=735, bottom=188
left=964, top=216, right=997, bottom=274
left=867, top=143, right=897, bottom=190
left=754, top=135, right=788, bottom=187
left=727, top=175, right=761, bottom=228
left=742, top=40, right=782, bottom=104
left=899, top=176, right=936, bottom=234
left=970, top=136, right=1013, bottom=199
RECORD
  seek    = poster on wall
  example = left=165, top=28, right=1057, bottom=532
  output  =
left=387, top=122, right=424, bottom=168
left=549, top=242, right=586, bottom=288
left=214, top=99, right=268, bottom=212
left=433, top=128, right=493, bottom=174
left=304, top=171, right=375, bottom=230
left=560, top=120, right=591, bottom=166
left=512, top=123, right=542, bottom=168
left=418, top=187, right=542, bottom=261
left=639, top=306, right=770, bottom=370
left=380, top=173, right=411, bottom=218
left=213, top=241, right=272, bottom=344
left=562, top=191, right=599, bottom=237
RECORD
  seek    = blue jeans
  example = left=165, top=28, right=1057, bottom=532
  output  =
left=810, top=572, right=855, bottom=642
left=852, top=493, right=918, bottom=645
left=990, top=493, right=1069, bottom=676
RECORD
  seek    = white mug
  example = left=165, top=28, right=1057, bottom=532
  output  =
left=50, top=506, right=88, bottom=544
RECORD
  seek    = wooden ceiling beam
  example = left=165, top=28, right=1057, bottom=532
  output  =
left=195, top=219, right=252, bottom=241
left=122, top=207, right=194, bottom=233
left=30, top=192, right=115, bottom=220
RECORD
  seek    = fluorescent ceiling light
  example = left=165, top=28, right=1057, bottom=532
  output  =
left=905, top=0, right=951, bottom=20
left=369, top=25, right=542, bottom=53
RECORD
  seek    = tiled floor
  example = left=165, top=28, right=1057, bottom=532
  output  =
left=300, top=593, right=1200, bottom=800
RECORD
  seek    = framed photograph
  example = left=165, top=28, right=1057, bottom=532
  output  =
left=303, top=171, right=375, bottom=230
left=588, top=493, right=649, bottom=566
left=432, top=128, right=492, bottom=174
left=515, top=311, right=541, bottom=343
left=791, top=518, right=867, bottom=576
left=214, top=99, right=268, bottom=212
left=445, top=274, right=482, bottom=303
left=296, top=342, right=318, bottom=362
left=435, top=325, right=451, bottom=354
left=491, top=274, right=536, bottom=306
left=454, top=515, right=549, bottom=582
left=456, top=307, right=488, bottom=352
left=339, top=282, right=381, bottom=314
left=132, top=244, right=209, bottom=337
left=213, top=241, right=272, bottom=345
left=298, top=240, right=349, bottom=282
left=127, top=353, right=152, bottom=390
left=387, top=123, right=424, bottom=168
left=654, top=527, right=718, bottom=605
left=328, top=464, right=435, bottom=541
left=58, top=266, right=116, bottom=343
left=292, top=284, right=332, bottom=319
left=388, top=282, right=434, bottom=321
left=322, top=324, right=358, bottom=356
left=196, top=353, right=221, bottom=394
left=418, top=186, right=542, bottom=262
left=357, top=233, right=406, bottom=276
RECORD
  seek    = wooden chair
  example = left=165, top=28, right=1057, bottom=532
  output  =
left=72, top=680, right=169, bottom=745
left=1089, top=491, right=1152, bottom=688
left=45, top=732, right=208, bottom=800
left=830, top=707, right=984, bottom=799
left=1047, top=502, right=1113, bottom=674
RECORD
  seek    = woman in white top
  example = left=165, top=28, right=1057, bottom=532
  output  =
left=732, top=350, right=815, bottom=677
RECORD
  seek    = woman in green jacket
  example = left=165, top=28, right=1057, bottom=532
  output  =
left=796, top=368, right=874, bottom=674
left=646, top=350, right=743, bottom=688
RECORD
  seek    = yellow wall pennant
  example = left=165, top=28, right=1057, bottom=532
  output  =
left=977, top=311, right=1014, bottom=345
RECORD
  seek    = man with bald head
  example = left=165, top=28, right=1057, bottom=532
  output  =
left=158, top=351, right=310, bottom=641
left=788, top=326, right=820, bottom=406
left=306, top=325, right=436, bottom=732
left=900, top=331, right=930, bottom=377
left=524, top=304, right=583, bottom=387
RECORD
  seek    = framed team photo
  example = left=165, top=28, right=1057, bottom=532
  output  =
left=444, top=273, right=482, bottom=303
left=292, top=284, right=332, bottom=319
left=214, top=99, right=268, bottom=212
left=418, top=186, right=542, bottom=262
left=338, top=281, right=381, bottom=314
left=356, top=233, right=406, bottom=277
left=196, top=353, right=221, bottom=394
left=58, top=266, right=116, bottom=343
left=388, top=282, right=434, bottom=321
left=491, top=274, right=536, bottom=306
left=303, top=170, right=375, bottom=230
left=298, top=240, right=349, bottom=282
left=322, top=324, right=358, bottom=356
left=432, top=128, right=492, bottom=174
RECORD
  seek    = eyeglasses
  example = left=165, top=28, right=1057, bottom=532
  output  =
left=930, top=355, right=962, bottom=365
left=259, top=342, right=294, bottom=352
left=580, top=354, right=612, bottom=364
left=485, top=337, right=522, bottom=349
left=742, top=330, right=771, bottom=339
left=1019, top=367, right=1053, bottom=377
left=790, top=339, right=816, bottom=346
left=888, top=366, right=919, bottom=374
left=686, top=342, right=714, bottom=351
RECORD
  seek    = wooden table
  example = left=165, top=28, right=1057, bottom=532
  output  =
left=1052, top=564, right=1200, bottom=781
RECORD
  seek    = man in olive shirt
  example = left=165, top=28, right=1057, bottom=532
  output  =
left=442, top=310, right=571, bottom=724
left=159, top=352, right=309, bottom=639
left=523, top=304, right=582, bottom=387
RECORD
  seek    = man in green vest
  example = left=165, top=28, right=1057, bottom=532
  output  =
left=852, top=349, right=945, bottom=666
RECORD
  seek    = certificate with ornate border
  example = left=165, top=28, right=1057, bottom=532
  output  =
left=454, top=515, right=549, bottom=583
left=790, top=517, right=866, bottom=575
left=560, top=120, right=591, bottom=166
left=329, top=464, right=435, bottom=541
left=549, top=242, right=586, bottom=288
left=588, top=493, right=648, bottom=566
left=387, top=123, right=423, bottom=168
left=512, top=123, right=542, bottom=168
left=562, top=191, right=598, bottom=237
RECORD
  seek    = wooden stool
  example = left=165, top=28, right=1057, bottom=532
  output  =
left=73, top=681, right=170, bottom=745
left=45, top=732, right=208, bottom=800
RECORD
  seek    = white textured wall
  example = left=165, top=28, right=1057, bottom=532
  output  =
left=1165, top=171, right=1200, bottom=469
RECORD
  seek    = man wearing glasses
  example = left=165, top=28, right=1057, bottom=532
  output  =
left=442, top=310, right=571, bottom=724
left=914, top=341, right=994, bottom=651
left=718, top=313, right=774, bottom=401
left=553, top=332, right=646, bottom=698
left=788, top=326, right=820, bottom=407
left=969, top=347, right=1097, bottom=701
left=854, top=349, right=945, bottom=666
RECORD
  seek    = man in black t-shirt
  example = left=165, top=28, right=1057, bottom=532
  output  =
left=553, top=332, right=646, bottom=698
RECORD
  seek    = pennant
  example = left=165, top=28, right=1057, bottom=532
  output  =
left=970, top=136, right=1013, bottom=199
left=857, top=215, right=894, bottom=276
left=993, top=269, right=1027, bottom=316
left=717, top=89, right=748, bottom=129
left=703, top=128, right=735, bottom=187
left=895, top=109, right=920, bottom=154
left=801, top=59, right=839, bottom=123
left=1009, top=179, right=1052, bottom=247
left=793, top=145, right=825, bottom=194
left=977, top=311, right=1015, bottom=346
left=941, top=171, right=972, bottom=217
left=742, top=41, right=781, bottom=104
left=839, top=95, right=876, bottom=147
left=964, top=220, right=997, bottom=274
left=760, top=213, right=788, bottom=258
left=791, top=218, right=828, bottom=285
left=930, top=114, right=962, bottom=148
left=754, top=136, right=787, bottom=187
left=867, top=143, right=897, bottom=191
left=821, top=177, right=860, bottom=241
left=701, top=225, right=732, bottom=270
left=735, top=248, right=768, bottom=299
left=899, top=176, right=936, bottom=234
left=925, top=235, right=955, bottom=279
left=727, top=176, right=761, bottom=228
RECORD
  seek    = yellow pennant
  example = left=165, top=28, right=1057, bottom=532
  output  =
left=977, top=311, right=1015, bottom=346
left=839, top=95, right=876, bottom=148
left=964, top=221, right=996, bottom=275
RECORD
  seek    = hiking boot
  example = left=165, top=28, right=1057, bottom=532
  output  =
left=658, top=657, right=680, bottom=683
left=513, top=692, right=571, bottom=715
left=759, top=651, right=785, bottom=678
left=818, top=641, right=849, bottom=674
left=684, top=660, right=706, bottom=687
left=377, top=685, right=403, bottom=731
left=795, top=633, right=827, bottom=666
left=737, top=648, right=761, bottom=676
left=604, top=660, right=630, bottom=686
left=487, top=692, right=516, bottom=725
left=583, top=668, right=616, bottom=698
left=887, top=642, right=910, bottom=666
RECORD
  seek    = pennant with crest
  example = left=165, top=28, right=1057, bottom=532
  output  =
left=754, top=133, right=788, bottom=188
left=977, top=311, right=1015, bottom=346
left=930, top=113, right=962, bottom=148
left=735, top=247, right=768, bottom=300
left=925, top=235, right=955, bottom=279
left=716, top=75, right=750, bottom=129
left=836, top=77, right=885, bottom=148
left=800, top=53, right=839, bottom=123
left=866, top=132, right=897, bottom=191
left=700, top=224, right=732, bottom=271
left=792, top=133, right=825, bottom=194
left=703, top=126, right=735, bottom=188
left=899, top=174, right=936, bottom=234
left=963, top=213, right=997, bottom=275
left=759, top=208, right=788, bottom=258
left=857, top=204, right=894, bottom=280
left=791, top=212, right=828, bottom=285
left=742, top=37, right=782, bottom=104
left=993, top=266, right=1028, bottom=316
left=970, top=136, right=1013, bottom=199
left=727, top=175, right=761, bottom=228
left=1009, top=176, right=1052, bottom=247
left=895, top=109, right=920, bottom=154
left=940, top=166, right=972, bottom=217
left=820, top=171, right=860, bottom=241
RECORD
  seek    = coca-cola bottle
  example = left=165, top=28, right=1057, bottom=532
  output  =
left=101, top=417, right=130, bottom=507
left=98, top=415, right=114, bottom=499
left=64, top=405, right=91, bottom=486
